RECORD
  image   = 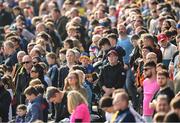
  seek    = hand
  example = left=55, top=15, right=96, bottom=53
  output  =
left=137, top=87, right=142, bottom=93
left=103, top=86, right=115, bottom=96
left=169, top=64, right=174, bottom=73
left=124, top=64, right=129, bottom=70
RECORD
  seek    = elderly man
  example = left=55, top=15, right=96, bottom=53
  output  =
left=15, top=55, right=32, bottom=105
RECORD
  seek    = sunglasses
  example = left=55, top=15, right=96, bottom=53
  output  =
left=22, top=61, right=31, bottom=64
left=32, top=61, right=38, bottom=65
left=143, top=67, right=152, bottom=71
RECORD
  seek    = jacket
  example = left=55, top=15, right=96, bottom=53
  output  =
left=25, top=96, right=43, bottom=122
left=0, top=86, right=11, bottom=122
left=47, top=64, right=59, bottom=87
left=15, top=67, right=31, bottom=104
left=99, top=62, right=126, bottom=89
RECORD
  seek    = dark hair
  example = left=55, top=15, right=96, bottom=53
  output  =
left=24, top=86, right=38, bottom=96
left=153, top=112, right=166, bottom=122
left=64, top=39, right=74, bottom=48
left=163, top=111, right=180, bottom=122
left=107, top=33, right=118, bottom=41
left=17, top=104, right=27, bottom=111
left=34, top=84, right=44, bottom=95
left=99, top=96, right=113, bottom=109
left=157, top=70, right=169, bottom=78
left=142, top=46, right=153, bottom=52
left=71, top=65, right=86, bottom=73
left=31, top=64, right=45, bottom=84
left=46, top=87, right=60, bottom=101
left=98, top=37, right=111, bottom=47
left=52, top=8, right=60, bottom=14
left=144, top=61, right=156, bottom=68
left=131, top=34, right=140, bottom=41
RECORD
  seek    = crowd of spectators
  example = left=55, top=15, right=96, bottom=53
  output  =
left=0, top=0, right=180, bottom=122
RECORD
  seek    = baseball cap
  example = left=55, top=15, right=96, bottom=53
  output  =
left=107, top=49, right=118, bottom=56
left=157, top=34, right=168, bottom=42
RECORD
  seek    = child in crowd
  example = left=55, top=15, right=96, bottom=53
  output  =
left=15, top=104, right=27, bottom=123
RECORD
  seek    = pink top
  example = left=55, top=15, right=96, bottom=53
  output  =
left=143, top=78, right=159, bottom=116
left=70, top=103, right=91, bottom=123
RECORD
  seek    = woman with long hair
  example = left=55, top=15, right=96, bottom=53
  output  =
left=67, top=90, right=90, bottom=123
left=63, top=71, right=87, bottom=99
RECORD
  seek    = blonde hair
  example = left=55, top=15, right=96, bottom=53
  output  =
left=64, top=71, right=87, bottom=99
left=67, top=90, right=87, bottom=114
left=74, top=70, right=85, bottom=85
left=29, top=78, right=42, bottom=87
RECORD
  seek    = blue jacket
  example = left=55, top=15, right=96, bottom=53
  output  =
left=47, top=64, right=59, bottom=87
left=15, top=115, right=26, bottom=123
left=25, top=96, right=43, bottom=123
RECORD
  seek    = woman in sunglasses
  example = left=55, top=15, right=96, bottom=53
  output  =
left=30, top=64, right=48, bottom=89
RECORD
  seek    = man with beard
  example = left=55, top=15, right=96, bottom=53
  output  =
left=142, top=61, right=159, bottom=122
left=116, top=24, right=138, bottom=110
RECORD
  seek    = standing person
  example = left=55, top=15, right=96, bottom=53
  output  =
left=142, top=61, right=159, bottom=122
left=0, top=2, right=13, bottom=31
left=0, top=77, right=11, bottom=122
left=158, top=33, right=177, bottom=67
left=3, top=40, right=18, bottom=71
left=99, top=49, right=126, bottom=96
left=50, top=8, right=68, bottom=41
left=154, top=70, right=174, bottom=103
left=15, top=55, right=32, bottom=105
left=24, top=86, right=43, bottom=122
left=12, top=51, right=26, bottom=83
left=116, top=24, right=138, bottom=109
left=67, top=90, right=90, bottom=123
left=46, top=52, right=59, bottom=87
left=117, top=24, right=133, bottom=67
left=58, top=49, right=76, bottom=89
left=46, top=87, right=70, bottom=122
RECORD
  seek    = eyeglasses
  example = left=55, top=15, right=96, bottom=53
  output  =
left=32, top=61, right=37, bottom=65
left=22, top=61, right=31, bottom=64
left=143, top=67, right=152, bottom=71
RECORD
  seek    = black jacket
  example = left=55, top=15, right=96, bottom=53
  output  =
left=55, top=92, right=70, bottom=122
left=115, top=108, right=136, bottom=122
left=154, top=86, right=175, bottom=103
left=15, top=68, right=31, bottom=104
left=0, top=86, right=11, bottom=122
left=58, top=65, right=69, bottom=89
left=99, top=62, right=126, bottom=89
left=55, top=16, right=69, bottom=41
